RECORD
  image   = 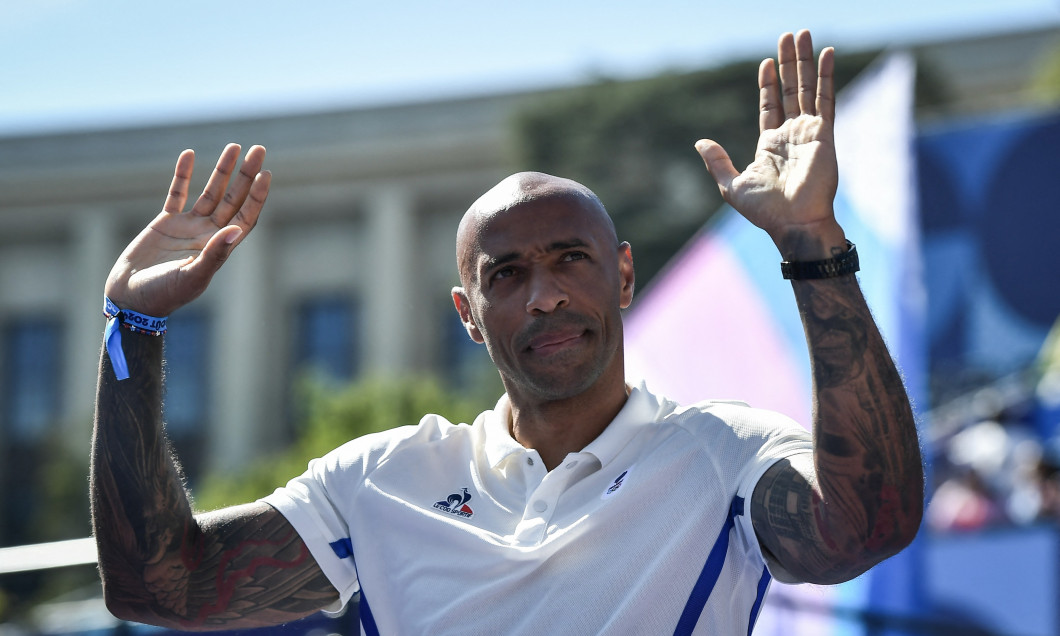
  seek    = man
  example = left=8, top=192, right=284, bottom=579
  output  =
left=91, top=30, right=923, bottom=634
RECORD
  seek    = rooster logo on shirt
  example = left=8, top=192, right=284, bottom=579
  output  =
left=434, top=487, right=474, bottom=518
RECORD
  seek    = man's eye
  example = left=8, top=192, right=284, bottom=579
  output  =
left=492, top=267, right=515, bottom=280
left=562, top=251, right=588, bottom=262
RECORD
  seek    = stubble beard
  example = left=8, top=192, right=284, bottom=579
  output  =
left=494, top=313, right=619, bottom=403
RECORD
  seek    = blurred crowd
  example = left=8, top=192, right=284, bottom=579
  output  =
left=927, top=322, right=1060, bottom=533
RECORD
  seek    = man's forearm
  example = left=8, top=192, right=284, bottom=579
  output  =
left=90, top=334, right=339, bottom=629
left=90, top=333, right=199, bottom=621
left=794, top=273, right=924, bottom=561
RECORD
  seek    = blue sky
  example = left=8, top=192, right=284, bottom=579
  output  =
left=3, top=0, right=1059, bottom=135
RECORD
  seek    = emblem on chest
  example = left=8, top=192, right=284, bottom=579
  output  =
left=434, top=487, right=475, bottom=518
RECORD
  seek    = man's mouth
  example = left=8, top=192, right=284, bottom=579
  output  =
left=525, top=329, right=587, bottom=355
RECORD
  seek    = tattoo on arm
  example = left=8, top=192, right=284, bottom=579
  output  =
left=752, top=456, right=859, bottom=582
left=751, top=274, right=923, bottom=584
left=91, top=335, right=337, bottom=629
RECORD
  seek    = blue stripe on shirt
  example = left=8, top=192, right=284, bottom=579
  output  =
left=329, top=537, right=354, bottom=559
left=669, top=496, right=763, bottom=635
left=359, top=589, right=379, bottom=636
left=327, top=536, right=377, bottom=634
left=747, top=565, right=772, bottom=635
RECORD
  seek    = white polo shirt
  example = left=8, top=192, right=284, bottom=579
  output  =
left=262, top=382, right=812, bottom=635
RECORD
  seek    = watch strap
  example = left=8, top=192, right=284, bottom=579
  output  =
left=780, top=241, right=859, bottom=280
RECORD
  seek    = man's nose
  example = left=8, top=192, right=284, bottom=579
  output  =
left=525, top=271, right=569, bottom=314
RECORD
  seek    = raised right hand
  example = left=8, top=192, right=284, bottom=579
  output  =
left=104, top=143, right=270, bottom=316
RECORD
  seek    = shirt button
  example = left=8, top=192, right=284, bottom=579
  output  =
left=565, top=461, right=579, bottom=469
left=533, top=500, right=548, bottom=513
left=527, top=457, right=534, bottom=466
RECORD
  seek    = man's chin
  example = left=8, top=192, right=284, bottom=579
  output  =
left=515, top=368, right=603, bottom=402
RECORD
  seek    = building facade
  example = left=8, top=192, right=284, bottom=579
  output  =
left=0, top=91, right=547, bottom=545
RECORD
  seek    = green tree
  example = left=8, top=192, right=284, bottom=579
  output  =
left=0, top=433, right=95, bottom=626
left=511, top=53, right=881, bottom=288
left=1031, top=42, right=1060, bottom=105
left=194, top=375, right=498, bottom=511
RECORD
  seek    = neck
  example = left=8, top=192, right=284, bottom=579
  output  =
left=506, top=369, right=629, bottom=471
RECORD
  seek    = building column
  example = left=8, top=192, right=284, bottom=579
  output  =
left=63, top=209, right=116, bottom=453
left=365, top=187, right=415, bottom=375
left=206, top=219, right=274, bottom=474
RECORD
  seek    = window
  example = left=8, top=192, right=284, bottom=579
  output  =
left=162, top=312, right=210, bottom=482
left=3, top=320, right=62, bottom=444
left=443, top=308, right=492, bottom=389
left=163, top=312, right=209, bottom=435
left=1, top=319, right=62, bottom=547
left=295, top=296, right=358, bottom=384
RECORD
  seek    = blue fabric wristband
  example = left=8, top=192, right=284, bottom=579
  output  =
left=103, top=297, right=167, bottom=381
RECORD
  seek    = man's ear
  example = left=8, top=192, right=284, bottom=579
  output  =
left=452, top=287, right=485, bottom=344
left=618, top=242, right=635, bottom=309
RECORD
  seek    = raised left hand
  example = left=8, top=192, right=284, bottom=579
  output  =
left=695, top=30, right=843, bottom=261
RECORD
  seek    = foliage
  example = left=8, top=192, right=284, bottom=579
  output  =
left=0, top=432, right=95, bottom=625
left=1030, top=42, right=1060, bottom=104
left=511, top=52, right=881, bottom=288
left=193, top=375, right=499, bottom=511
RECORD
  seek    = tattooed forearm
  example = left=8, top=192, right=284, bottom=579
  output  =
left=752, top=274, right=923, bottom=585
left=186, top=507, right=326, bottom=622
left=91, top=335, right=336, bottom=629
left=91, top=334, right=191, bottom=605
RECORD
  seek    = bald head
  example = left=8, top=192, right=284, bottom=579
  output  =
left=456, top=172, right=617, bottom=285
left=449, top=171, right=635, bottom=405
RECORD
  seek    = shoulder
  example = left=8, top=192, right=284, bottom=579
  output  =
left=626, top=384, right=808, bottom=475
left=309, top=411, right=482, bottom=479
left=665, top=396, right=807, bottom=444
left=626, top=382, right=808, bottom=447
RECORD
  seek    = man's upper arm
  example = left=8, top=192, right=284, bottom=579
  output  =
left=750, top=454, right=867, bottom=585
left=103, top=501, right=339, bottom=630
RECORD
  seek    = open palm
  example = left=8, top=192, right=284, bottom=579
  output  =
left=696, top=31, right=842, bottom=259
left=728, top=113, right=837, bottom=233
left=105, top=144, right=271, bottom=317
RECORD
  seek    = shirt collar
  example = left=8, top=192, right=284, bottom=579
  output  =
left=482, top=382, right=661, bottom=470
left=580, top=382, right=659, bottom=468
left=483, top=394, right=523, bottom=469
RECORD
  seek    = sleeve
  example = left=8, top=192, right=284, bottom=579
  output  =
left=260, top=446, right=365, bottom=614
left=725, top=406, right=814, bottom=584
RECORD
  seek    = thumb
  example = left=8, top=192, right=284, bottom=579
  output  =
left=694, top=139, right=739, bottom=196
left=184, top=226, right=244, bottom=284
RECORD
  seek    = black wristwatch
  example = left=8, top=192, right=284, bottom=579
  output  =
left=780, top=241, right=859, bottom=280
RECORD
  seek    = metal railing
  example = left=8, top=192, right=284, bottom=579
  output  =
left=0, top=537, right=97, bottom=575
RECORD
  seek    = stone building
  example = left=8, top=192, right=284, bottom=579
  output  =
left=0, top=91, right=541, bottom=545
left=1, top=24, right=1058, bottom=549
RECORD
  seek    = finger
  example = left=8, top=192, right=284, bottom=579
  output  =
left=795, top=29, right=817, bottom=116
left=162, top=150, right=196, bottom=214
left=211, top=145, right=267, bottom=226
left=228, top=170, right=271, bottom=233
left=189, top=143, right=242, bottom=217
left=694, top=139, right=739, bottom=200
left=777, top=32, right=799, bottom=120
left=816, top=46, right=836, bottom=123
left=181, top=225, right=245, bottom=291
left=759, top=58, right=783, bottom=132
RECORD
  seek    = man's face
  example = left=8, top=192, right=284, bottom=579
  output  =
left=452, top=193, right=634, bottom=403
